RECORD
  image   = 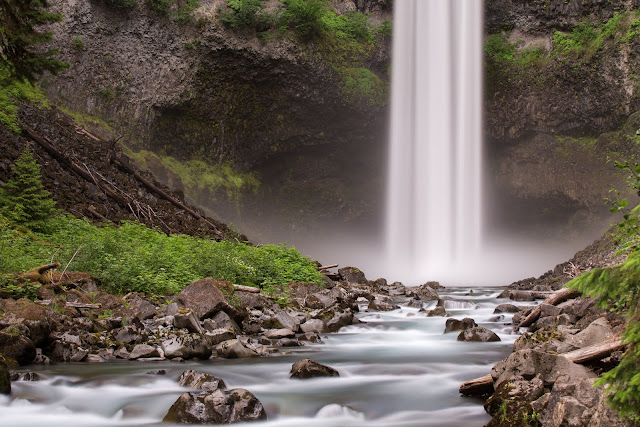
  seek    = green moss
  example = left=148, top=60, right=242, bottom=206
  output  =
left=339, top=67, right=387, bottom=106
left=57, top=106, right=114, bottom=133
left=0, top=64, right=49, bottom=133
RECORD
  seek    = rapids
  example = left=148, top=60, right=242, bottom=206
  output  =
left=2, top=289, right=533, bottom=427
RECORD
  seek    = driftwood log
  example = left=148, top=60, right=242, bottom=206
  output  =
left=459, top=337, right=626, bottom=396
left=36, top=300, right=101, bottom=309
left=518, top=288, right=582, bottom=328
left=318, top=264, right=339, bottom=271
left=232, top=284, right=261, bottom=293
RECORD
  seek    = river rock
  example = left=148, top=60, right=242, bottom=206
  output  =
left=163, top=387, right=267, bottom=424
left=205, top=329, right=236, bottom=346
left=407, top=283, right=440, bottom=301
left=531, top=313, right=574, bottom=331
left=444, top=318, right=477, bottom=334
left=162, top=334, right=213, bottom=360
left=563, top=317, right=614, bottom=349
left=338, top=267, right=368, bottom=284
left=0, top=332, right=37, bottom=366
left=177, top=278, right=230, bottom=320
left=493, top=303, right=519, bottom=314
left=179, top=370, right=226, bottom=390
left=128, top=344, right=162, bottom=360
left=491, top=349, right=595, bottom=390
left=275, top=338, right=301, bottom=347
left=216, top=339, right=258, bottom=359
left=264, top=329, right=295, bottom=339
left=212, top=310, right=242, bottom=335
left=368, top=298, right=399, bottom=311
left=386, top=281, right=406, bottom=296
left=300, top=319, right=327, bottom=333
left=47, top=339, right=88, bottom=362
left=537, top=375, right=604, bottom=427
left=298, top=332, right=323, bottom=343
left=457, top=327, right=500, bottom=342
left=112, top=326, right=145, bottom=345
left=326, top=310, right=353, bottom=332
left=174, top=309, right=204, bottom=334
left=427, top=306, right=446, bottom=317
left=290, top=359, right=340, bottom=379
left=124, top=293, right=157, bottom=320
left=485, top=374, right=545, bottom=416
left=405, top=298, right=423, bottom=309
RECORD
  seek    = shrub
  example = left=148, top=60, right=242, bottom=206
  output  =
left=279, top=0, right=327, bottom=40
left=219, top=0, right=269, bottom=30
left=0, top=148, right=56, bottom=232
left=72, top=37, right=84, bottom=50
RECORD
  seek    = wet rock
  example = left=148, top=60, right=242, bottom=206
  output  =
left=386, top=281, right=406, bottom=296
left=300, top=319, right=327, bottom=333
left=128, top=344, right=162, bottom=360
left=264, top=329, right=295, bottom=339
left=212, top=311, right=242, bottom=335
left=0, top=332, right=37, bottom=366
left=427, top=306, right=446, bottom=317
left=298, top=332, right=323, bottom=343
left=457, top=327, right=500, bottom=342
left=18, top=372, right=41, bottom=381
left=326, top=310, right=353, bottom=332
left=216, top=339, right=258, bottom=359
left=368, top=298, right=399, bottom=311
left=444, top=318, right=477, bottom=334
left=177, top=278, right=230, bottom=320
left=275, top=338, right=301, bottom=347
left=493, top=303, right=519, bottom=314
left=406, top=283, right=440, bottom=301
left=491, top=349, right=595, bottom=390
left=338, top=267, right=368, bottom=284
left=162, top=334, right=213, bottom=360
left=174, top=309, right=204, bottom=334
left=290, top=358, right=339, bottom=379
left=163, top=387, right=267, bottom=424
left=405, top=298, right=423, bottom=309
left=489, top=315, right=505, bottom=322
left=178, top=370, right=226, bottom=390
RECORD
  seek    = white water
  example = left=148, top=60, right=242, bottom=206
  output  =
left=2, top=289, right=533, bottom=427
left=386, top=0, right=484, bottom=284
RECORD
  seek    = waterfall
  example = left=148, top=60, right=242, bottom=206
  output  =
left=386, top=0, right=484, bottom=284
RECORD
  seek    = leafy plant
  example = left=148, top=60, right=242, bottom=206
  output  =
left=0, top=147, right=56, bottom=232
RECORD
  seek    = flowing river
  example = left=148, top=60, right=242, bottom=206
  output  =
left=1, top=288, right=531, bottom=427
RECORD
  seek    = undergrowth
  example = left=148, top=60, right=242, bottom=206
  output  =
left=0, top=64, right=49, bottom=133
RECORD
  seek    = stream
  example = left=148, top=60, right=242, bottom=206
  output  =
left=1, top=288, right=531, bottom=427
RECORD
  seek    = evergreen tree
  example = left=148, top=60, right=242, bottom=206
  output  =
left=0, top=0, right=68, bottom=79
left=0, top=147, right=56, bottom=231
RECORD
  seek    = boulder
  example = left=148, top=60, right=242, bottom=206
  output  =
left=407, top=283, right=440, bottom=301
left=444, top=318, right=477, bottom=334
left=0, top=354, right=10, bottom=394
left=275, top=338, right=301, bottom=347
left=216, top=339, right=258, bottom=359
left=162, top=334, right=213, bottom=360
left=485, top=374, right=545, bottom=416
left=178, top=370, right=226, bottom=390
left=426, top=306, right=446, bottom=317
left=47, top=340, right=88, bottom=362
left=368, top=298, right=399, bottom=311
left=564, top=317, right=614, bottom=349
left=273, top=311, right=299, bottom=332
left=538, top=375, right=603, bottom=427
left=264, top=329, right=295, bottom=339
left=0, top=298, right=53, bottom=348
left=457, top=327, right=500, bottom=342
left=112, top=326, right=145, bottom=345
left=539, top=303, right=562, bottom=318
left=326, top=310, right=353, bottom=332
left=493, top=303, right=519, bottom=314
left=338, top=267, right=368, bottom=284
left=290, top=359, right=339, bottom=379
left=128, top=344, right=162, bottom=360
left=174, top=309, right=204, bottom=334
left=124, top=294, right=157, bottom=320
left=212, top=311, right=242, bottom=335
left=405, top=298, right=423, bottom=309
left=298, top=332, right=323, bottom=343
left=300, top=319, right=327, bottom=333
left=177, top=278, right=230, bottom=320
left=386, top=282, right=406, bottom=296
left=0, top=332, right=37, bottom=366
left=204, top=329, right=236, bottom=346
left=163, top=388, right=267, bottom=424
left=491, top=349, right=595, bottom=390
left=531, top=314, right=574, bottom=331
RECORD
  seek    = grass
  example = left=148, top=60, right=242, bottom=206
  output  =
left=0, top=64, right=49, bottom=133
left=0, top=213, right=323, bottom=297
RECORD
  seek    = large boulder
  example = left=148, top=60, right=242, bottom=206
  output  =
left=215, top=339, right=258, bottom=359
left=564, top=317, right=614, bottom=349
left=300, top=319, right=327, bottom=333
left=457, top=327, right=500, bottom=342
left=128, top=344, right=162, bottom=360
left=178, top=370, right=226, bottom=390
left=485, top=374, right=545, bottom=416
left=290, top=359, right=340, bottom=379
left=174, top=309, right=204, bottom=334
left=338, top=267, right=368, bottom=285
left=537, top=375, right=609, bottom=427
left=444, top=318, right=477, bottom=334
left=0, top=298, right=54, bottom=348
left=493, top=303, right=519, bottom=314
left=177, top=278, right=230, bottom=320
left=162, top=334, right=213, bottom=360
left=326, top=310, right=353, bottom=332
left=406, top=283, right=440, bottom=301
left=491, top=349, right=595, bottom=390
left=211, top=311, right=242, bottom=335
left=0, top=332, right=37, bottom=366
left=0, top=354, right=10, bottom=394
left=123, top=293, right=158, bottom=320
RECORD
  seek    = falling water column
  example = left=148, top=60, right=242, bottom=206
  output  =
left=386, top=0, right=484, bottom=283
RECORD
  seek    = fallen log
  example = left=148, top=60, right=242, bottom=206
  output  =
left=459, top=374, right=493, bottom=396
left=518, top=288, right=581, bottom=328
left=459, top=336, right=626, bottom=396
left=36, top=300, right=102, bottom=309
left=232, top=284, right=261, bottom=293
left=18, top=263, right=61, bottom=283
left=318, top=264, right=339, bottom=271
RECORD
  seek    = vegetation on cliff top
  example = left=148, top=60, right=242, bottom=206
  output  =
left=567, top=159, right=640, bottom=421
left=0, top=148, right=323, bottom=300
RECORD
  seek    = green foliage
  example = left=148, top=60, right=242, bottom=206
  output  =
left=0, top=63, right=48, bottom=133
left=279, top=0, right=327, bottom=40
left=484, top=34, right=517, bottom=62
left=219, top=0, right=271, bottom=30
left=72, top=37, right=84, bottom=50
left=147, top=0, right=200, bottom=23
left=0, top=0, right=69, bottom=79
left=0, top=148, right=56, bottom=232
left=0, top=214, right=323, bottom=297
left=339, top=67, right=386, bottom=106
left=567, top=160, right=640, bottom=420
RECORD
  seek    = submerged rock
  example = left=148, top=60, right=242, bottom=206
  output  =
left=290, top=359, right=340, bottom=379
